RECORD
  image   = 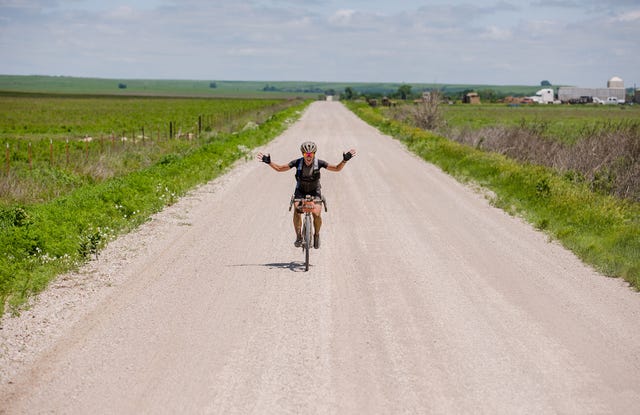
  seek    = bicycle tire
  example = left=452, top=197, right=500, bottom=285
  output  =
left=303, top=214, right=312, bottom=271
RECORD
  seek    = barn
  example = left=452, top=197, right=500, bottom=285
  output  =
left=463, top=92, right=480, bottom=104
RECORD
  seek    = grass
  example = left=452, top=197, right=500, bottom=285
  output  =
left=0, top=94, right=293, bottom=205
left=439, top=103, right=640, bottom=143
left=0, top=93, right=285, bottom=137
left=347, top=102, right=640, bottom=290
left=0, top=100, right=310, bottom=316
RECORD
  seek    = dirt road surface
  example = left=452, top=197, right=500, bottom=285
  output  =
left=1, top=102, right=640, bottom=414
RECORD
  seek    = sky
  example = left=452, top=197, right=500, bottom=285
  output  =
left=1, top=0, right=639, bottom=87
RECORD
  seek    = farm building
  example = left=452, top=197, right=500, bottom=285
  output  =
left=558, top=76, right=626, bottom=103
left=463, top=92, right=480, bottom=104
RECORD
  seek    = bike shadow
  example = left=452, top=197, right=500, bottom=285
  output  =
left=229, top=262, right=309, bottom=272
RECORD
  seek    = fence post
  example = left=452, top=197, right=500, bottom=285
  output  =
left=142, top=127, right=145, bottom=144
left=198, top=115, right=202, bottom=137
left=28, top=142, right=32, bottom=170
left=66, top=139, right=69, bottom=166
left=5, top=143, right=9, bottom=175
left=50, top=139, right=53, bottom=166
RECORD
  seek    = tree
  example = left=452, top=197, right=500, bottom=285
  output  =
left=541, top=80, right=552, bottom=87
left=324, top=88, right=336, bottom=96
left=397, top=84, right=412, bottom=100
left=344, top=86, right=355, bottom=100
left=209, top=82, right=217, bottom=88
left=118, top=83, right=127, bottom=89
left=478, top=89, right=498, bottom=103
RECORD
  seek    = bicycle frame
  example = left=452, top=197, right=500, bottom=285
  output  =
left=289, top=195, right=327, bottom=271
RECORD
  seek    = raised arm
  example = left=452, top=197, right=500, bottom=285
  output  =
left=256, top=152, right=292, bottom=172
left=326, top=149, right=356, bottom=172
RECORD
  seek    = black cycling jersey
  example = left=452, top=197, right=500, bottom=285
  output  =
left=288, top=157, right=328, bottom=195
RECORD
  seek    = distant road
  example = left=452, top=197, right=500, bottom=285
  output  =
left=2, top=101, right=639, bottom=414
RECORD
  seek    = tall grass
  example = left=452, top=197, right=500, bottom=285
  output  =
left=347, top=102, right=640, bottom=290
left=448, top=119, right=640, bottom=202
left=387, top=103, right=640, bottom=202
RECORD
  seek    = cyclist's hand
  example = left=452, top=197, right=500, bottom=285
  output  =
left=257, top=153, right=271, bottom=164
left=343, top=149, right=356, bottom=162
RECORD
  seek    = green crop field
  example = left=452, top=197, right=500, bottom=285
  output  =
left=0, top=93, right=298, bottom=206
left=0, top=94, right=285, bottom=138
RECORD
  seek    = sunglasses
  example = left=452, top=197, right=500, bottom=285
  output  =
left=303, top=152, right=315, bottom=157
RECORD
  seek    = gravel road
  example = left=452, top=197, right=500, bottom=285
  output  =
left=1, top=101, right=639, bottom=414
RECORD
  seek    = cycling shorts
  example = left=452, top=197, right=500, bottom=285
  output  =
left=294, top=188, right=321, bottom=199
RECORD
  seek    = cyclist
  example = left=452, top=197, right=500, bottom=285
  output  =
left=257, top=141, right=356, bottom=249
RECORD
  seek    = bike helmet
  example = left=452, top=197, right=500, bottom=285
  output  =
left=300, top=141, right=317, bottom=153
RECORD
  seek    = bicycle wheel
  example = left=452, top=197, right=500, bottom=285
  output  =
left=303, top=214, right=312, bottom=271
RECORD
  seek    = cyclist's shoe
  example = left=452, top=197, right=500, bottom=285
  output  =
left=313, top=234, right=320, bottom=249
left=294, top=235, right=303, bottom=248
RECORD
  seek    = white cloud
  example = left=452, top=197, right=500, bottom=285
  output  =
left=481, top=25, right=512, bottom=41
left=0, top=0, right=639, bottom=85
left=104, top=5, right=137, bottom=20
left=328, top=9, right=355, bottom=26
left=615, top=9, right=640, bottom=21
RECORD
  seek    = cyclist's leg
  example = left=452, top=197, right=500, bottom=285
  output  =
left=293, top=209, right=302, bottom=235
left=312, top=208, right=322, bottom=234
left=293, top=189, right=303, bottom=246
left=311, top=190, right=322, bottom=248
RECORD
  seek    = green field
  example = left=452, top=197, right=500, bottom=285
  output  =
left=0, top=93, right=298, bottom=206
left=0, top=74, right=544, bottom=99
left=439, top=103, right=640, bottom=143
left=0, top=93, right=286, bottom=137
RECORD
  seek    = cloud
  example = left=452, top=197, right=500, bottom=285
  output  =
left=104, top=5, right=137, bottom=20
left=481, top=25, right=512, bottom=41
left=0, top=0, right=639, bottom=85
left=328, top=9, right=355, bottom=26
left=614, top=9, right=640, bottom=21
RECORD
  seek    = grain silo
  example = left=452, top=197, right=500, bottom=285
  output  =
left=607, top=76, right=624, bottom=89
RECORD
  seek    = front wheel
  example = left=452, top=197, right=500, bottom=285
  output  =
left=303, top=215, right=312, bottom=271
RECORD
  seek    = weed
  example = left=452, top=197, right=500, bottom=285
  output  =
left=78, top=229, right=103, bottom=260
left=536, top=177, right=551, bottom=198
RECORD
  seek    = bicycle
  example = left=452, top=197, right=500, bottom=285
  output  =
left=289, top=194, right=327, bottom=271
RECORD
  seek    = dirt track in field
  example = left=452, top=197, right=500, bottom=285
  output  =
left=1, top=101, right=639, bottom=414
